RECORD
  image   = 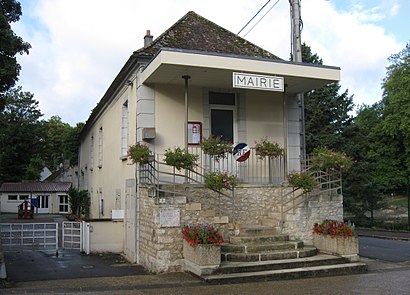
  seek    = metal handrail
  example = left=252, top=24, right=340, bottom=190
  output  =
left=139, top=157, right=234, bottom=199
left=280, top=168, right=343, bottom=228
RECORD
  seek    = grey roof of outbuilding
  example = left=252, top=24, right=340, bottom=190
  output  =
left=0, top=182, right=72, bottom=193
left=136, top=11, right=281, bottom=60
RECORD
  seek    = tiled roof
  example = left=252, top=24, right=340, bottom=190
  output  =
left=0, top=182, right=72, bottom=193
left=136, top=11, right=281, bottom=60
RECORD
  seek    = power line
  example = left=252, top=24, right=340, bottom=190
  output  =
left=243, top=0, right=281, bottom=38
left=237, top=0, right=271, bottom=35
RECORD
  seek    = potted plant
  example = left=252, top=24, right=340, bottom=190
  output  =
left=288, top=170, right=316, bottom=192
left=182, top=224, right=224, bottom=266
left=204, top=171, right=237, bottom=191
left=128, top=143, right=150, bottom=165
left=254, top=137, right=284, bottom=159
left=312, top=220, right=359, bottom=261
left=200, top=135, right=232, bottom=160
left=164, top=147, right=198, bottom=170
left=310, top=147, right=353, bottom=171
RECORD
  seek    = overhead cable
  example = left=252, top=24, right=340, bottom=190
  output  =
left=237, top=0, right=271, bottom=35
left=243, top=0, right=281, bottom=38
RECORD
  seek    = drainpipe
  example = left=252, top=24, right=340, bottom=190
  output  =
left=182, top=75, right=191, bottom=151
left=283, top=86, right=288, bottom=180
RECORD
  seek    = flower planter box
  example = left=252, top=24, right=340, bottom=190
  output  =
left=313, top=234, right=359, bottom=262
left=183, top=240, right=221, bottom=266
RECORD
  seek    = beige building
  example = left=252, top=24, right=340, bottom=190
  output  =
left=78, top=11, right=342, bottom=272
left=0, top=182, right=71, bottom=214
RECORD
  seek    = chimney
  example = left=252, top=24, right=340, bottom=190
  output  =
left=144, top=30, right=153, bottom=47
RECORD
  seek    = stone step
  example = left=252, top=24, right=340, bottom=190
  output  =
left=222, top=246, right=317, bottom=262
left=266, top=212, right=281, bottom=219
left=203, top=262, right=368, bottom=283
left=260, top=218, right=280, bottom=227
left=214, top=254, right=347, bottom=275
left=230, top=234, right=289, bottom=245
left=238, top=225, right=277, bottom=237
left=221, top=240, right=303, bottom=254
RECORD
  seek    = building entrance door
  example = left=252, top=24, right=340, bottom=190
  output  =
left=209, top=92, right=237, bottom=173
left=37, top=195, right=50, bottom=213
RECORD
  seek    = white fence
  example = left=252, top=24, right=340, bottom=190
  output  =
left=0, top=223, right=58, bottom=252
left=62, top=221, right=82, bottom=250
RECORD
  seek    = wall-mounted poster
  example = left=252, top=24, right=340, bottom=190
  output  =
left=188, top=122, right=202, bottom=145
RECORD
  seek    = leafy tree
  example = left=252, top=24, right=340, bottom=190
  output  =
left=342, top=104, right=386, bottom=223
left=0, top=0, right=31, bottom=110
left=0, top=87, right=44, bottom=183
left=41, top=117, right=83, bottom=170
left=63, top=122, right=84, bottom=165
left=42, top=116, right=71, bottom=170
left=68, top=187, right=89, bottom=219
left=381, top=42, right=410, bottom=183
left=302, top=43, right=354, bottom=154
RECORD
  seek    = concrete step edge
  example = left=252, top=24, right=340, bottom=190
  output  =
left=204, top=262, right=368, bottom=281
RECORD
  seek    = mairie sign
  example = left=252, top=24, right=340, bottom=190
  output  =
left=233, top=72, right=284, bottom=92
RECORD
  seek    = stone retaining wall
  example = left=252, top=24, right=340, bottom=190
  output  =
left=137, top=184, right=343, bottom=273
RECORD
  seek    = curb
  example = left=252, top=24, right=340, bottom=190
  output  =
left=358, top=233, right=410, bottom=242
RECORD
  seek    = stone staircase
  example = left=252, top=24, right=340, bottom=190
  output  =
left=200, top=225, right=367, bottom=283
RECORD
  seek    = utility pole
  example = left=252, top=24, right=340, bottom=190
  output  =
left=290, top=0, right=306, bottom=165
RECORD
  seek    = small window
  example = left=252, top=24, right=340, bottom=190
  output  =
left=8, top=195, right=17, bottom=201
left=209, top=92, right=235, bottom=105
left=19, top=195, right=29, bottom=201
left=59, top=195, right=69, bottom=213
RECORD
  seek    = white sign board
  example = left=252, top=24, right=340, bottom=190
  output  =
left=159, top=208, right=180, bottom=227
left=233, top=72, right=284, bottom=92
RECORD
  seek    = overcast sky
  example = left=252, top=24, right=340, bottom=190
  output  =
left=12, top=0, right=409, bottom=126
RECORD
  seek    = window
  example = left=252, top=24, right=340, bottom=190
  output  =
left=59, top=195, right=69, bottom=213
left=209, top=92, right=237, bottom=143
left=8, top=195, right=17, bottom=201
left=98, top=127, right=103, bottom=167
left=90, top=135, right=94, bottom=170
left=121, top=100, right=129, bottom=156
left=209, top=92, right=235, bottom=105
left=19, top=195, right=28, bottom=201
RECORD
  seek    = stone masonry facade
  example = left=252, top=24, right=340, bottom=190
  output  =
left=137, top=184, right=343, bottom=273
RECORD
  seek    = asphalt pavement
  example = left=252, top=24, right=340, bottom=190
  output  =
left=1, top=228, right=410, bottom=294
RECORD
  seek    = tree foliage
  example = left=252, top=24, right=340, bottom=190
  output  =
left=342, top=42, right=410, bottom=223
left=68, top=187, right=89, bottom=218
left=0, top=0, right=31, bottom=110
left=0, top=88, right=83, bottom=183
left=381, top=42, right=410, bottom=178
left=42, top=116, right=83, bottom=170
left=302, top=43, right=354, bottom=154
left=0, top=87, right=44, bottom=182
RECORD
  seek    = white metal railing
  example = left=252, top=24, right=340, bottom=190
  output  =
left=0, top=223, right=58, bottom=252
left=141, top=147, right=285, bottom=185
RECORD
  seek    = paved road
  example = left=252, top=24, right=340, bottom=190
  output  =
left=2, top=262, right=410, bottom=295
left=2, top=231, right=410, bottom=294
left=359, top=236, right=410, bottom=262
left=4, top=250, right=147, bottom=282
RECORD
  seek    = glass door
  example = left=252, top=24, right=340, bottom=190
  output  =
left=37, top=195, right=50, bottom=213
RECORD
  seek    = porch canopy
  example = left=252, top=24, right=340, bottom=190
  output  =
left=140, top=48, right=340, bottom=93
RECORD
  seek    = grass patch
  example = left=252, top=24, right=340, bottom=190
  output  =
left=387, top=198, right=408, bottom=207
